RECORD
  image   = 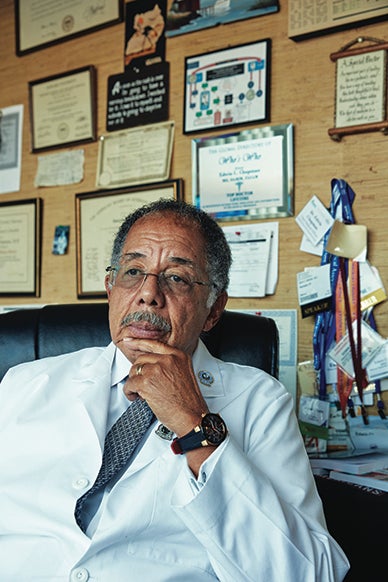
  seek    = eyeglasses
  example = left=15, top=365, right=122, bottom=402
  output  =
left=106, top=265, right=214, bottom=296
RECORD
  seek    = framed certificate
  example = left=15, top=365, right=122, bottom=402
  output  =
left=288, top=1, right=388, bottom=41
left=328, top=38, right=388, bottom=141
left=15, top=0, right=123, bottom=55
left=75, top=179, right=183, bottom=297
left=184, top=40, right=271, bottom=134
left=192, top=124, right=294, bottom=221
left=29, top=66, right=97, bottom=152
left=96, top=121, right=175, bottom=188
left=0, top=198, right=41, bottom=296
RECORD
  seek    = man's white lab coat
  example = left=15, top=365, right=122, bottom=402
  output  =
left=0, top=340, right=349, bottom=581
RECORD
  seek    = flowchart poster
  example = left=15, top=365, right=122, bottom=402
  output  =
left=184, top=40, right=270, bottom=134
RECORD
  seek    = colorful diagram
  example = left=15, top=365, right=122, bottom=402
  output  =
left=184, top=42, right=269, bottom=133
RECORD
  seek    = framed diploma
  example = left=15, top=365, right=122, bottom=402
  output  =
left=184, top=40, right=271, bottom=134
left=0, top=198, right=41, bottom=296
left=328, top=37, right=388, bottom=141
left=29, top=66, right=97, bottom=152
left=96, top=121, right=174, bottom=188
left=75, top=179, right=183, bottom=297
left=15, top=0, right=123, bottom=56
left=192, top=124, right=294, bottom=221
left=288, top=1, right=388, bottom=41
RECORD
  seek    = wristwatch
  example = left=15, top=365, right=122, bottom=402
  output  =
left=171, top=412, right=227, bottom=455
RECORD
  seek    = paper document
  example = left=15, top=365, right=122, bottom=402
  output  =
left=223, top=223, right=278, bottom=297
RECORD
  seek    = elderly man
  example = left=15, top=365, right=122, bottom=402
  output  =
left=0, top=199, right=349, bottom=581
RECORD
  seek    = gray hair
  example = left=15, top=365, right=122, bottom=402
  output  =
left=110, top=199, right=231, bottom=305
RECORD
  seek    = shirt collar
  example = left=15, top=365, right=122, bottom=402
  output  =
left=111, top=346, right=132, bottom=387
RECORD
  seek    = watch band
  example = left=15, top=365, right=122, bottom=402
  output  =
left=171, top=425, right=206, bottom=455
left=171, top=412, right=227, bottom=455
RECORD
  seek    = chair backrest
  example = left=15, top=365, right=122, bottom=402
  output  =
left=0, top=303, right=278, bottom=381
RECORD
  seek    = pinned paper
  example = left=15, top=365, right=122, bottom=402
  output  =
left=325, top=220, right=367, bottom=261
left=296, top=265, right=332, bottom=318
left=360, top=262, right=387, bottom=310
left=223, top=223, right=278, bottom=297
left=35, top=149, right=84, bottom=187
left=328, top=319, right=386, bottom=378
left=295, top=195, right=334, bottom=245
left=366, top=341, right=388, bottom=382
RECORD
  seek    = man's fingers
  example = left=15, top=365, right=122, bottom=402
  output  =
left=121, top=337, right=176, bottom=355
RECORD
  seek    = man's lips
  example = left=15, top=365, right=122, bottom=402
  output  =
left=123, top=321, right=168, bottom=339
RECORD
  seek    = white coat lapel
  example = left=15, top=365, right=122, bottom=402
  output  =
left=72, top=343, right=116, bottom=448
left=193, top=339, right=226, bottom=398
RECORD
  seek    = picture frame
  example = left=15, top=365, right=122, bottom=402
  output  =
left=15, top=0, right=123, bottom=56
left=328, top=38, right=388, bottom=141
left=29, top=66, right=97, bottom=152
left=28, top=65, right=97, bottom=152
left=75, top=179, right=183, bottom=298
left=96, top=121, right=174, bottom=189
left=167, top=1, right=279, bottom=38
left=288, top=1, right=388, bottom=41
left=192, top=124, right=293, bottom=221
left=184, top=40, right=271, bottom=135
left=0, top=198, right=41, bottom=296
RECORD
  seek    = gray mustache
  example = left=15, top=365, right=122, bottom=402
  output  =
left=121, top=311, right=172, bottom=333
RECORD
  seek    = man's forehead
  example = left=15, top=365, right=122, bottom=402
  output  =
left=121, top=251, right=196, bottom=267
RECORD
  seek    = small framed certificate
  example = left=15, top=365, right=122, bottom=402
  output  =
left=184, top=40, right=271, bottom=134
left=29, top=66, right=97, bottom=152
left=192, top=124, right=294, bottom=220
left=96, top=121, right=175, bottom=189
left=15, top=0, right=123, bottom=55
left=75, top=179, right=183, bottom=297
left=0, top=198, right=41, bottom=296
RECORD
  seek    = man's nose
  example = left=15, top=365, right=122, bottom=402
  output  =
left=137, top=273, right=165, bottom=306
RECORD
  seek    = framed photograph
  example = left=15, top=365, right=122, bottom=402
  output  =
left=0, top=198, right=41, bottom=296
left=29, top=66, right=97, bottom=152
left=15, top=0, right=123, bottom=55
left=288, top=1, right=388, bottom=41
left=328, top=38, right=388, bottom=140
left=76, top=179, right=183, bottom=297
left=192, top=124, right=293, bottom=221
left=184, top=40, right=271, bottom=134
left=167, top=1, right=279, bottom=38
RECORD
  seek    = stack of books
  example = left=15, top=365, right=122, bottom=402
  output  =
left=309, top=451, right=388, bottom=492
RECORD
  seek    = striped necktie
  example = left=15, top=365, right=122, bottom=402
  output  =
left=75, top=398, right=154, bottom=532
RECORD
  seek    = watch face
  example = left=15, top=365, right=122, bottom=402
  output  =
left=202, top=413, right=227, bottom=446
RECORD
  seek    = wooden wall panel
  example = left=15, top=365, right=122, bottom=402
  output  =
left=1, top=1, right=387, bottom=400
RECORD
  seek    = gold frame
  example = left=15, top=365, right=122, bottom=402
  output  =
left=75, top=180, right=183, bottom=298
left=15, top=0, right=123, bottom=55
left=0, top=198, right=41, bottom=296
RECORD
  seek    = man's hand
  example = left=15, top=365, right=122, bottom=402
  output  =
left=118, top=337, right=217, bottom=476
left=118, top=337, right=208, bottom=438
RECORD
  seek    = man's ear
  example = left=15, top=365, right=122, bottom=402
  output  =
left=202, top=291, right=228, bottom=333
left=104, top=275, right=112, bottom=299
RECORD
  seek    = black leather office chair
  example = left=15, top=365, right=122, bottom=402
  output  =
left=0, top=303, right=279, bottom=381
